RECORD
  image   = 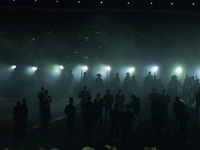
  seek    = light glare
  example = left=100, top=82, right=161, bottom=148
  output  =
left=83, top=66, right=88, bottom=71
left=60, top=65, right=64, bottom=70
left=11, top=65, right=16, bottom=69
left=129, top=67, right=135, bottom=72
left=176, top=67, right=182, bottom=74
left=153, top=66, right=158, bottom=72
left=32, top=66, right=38, bottom=71
left=106, top=66, right=111, bottom=71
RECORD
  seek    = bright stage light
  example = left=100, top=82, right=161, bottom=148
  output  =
left=32, top=66, right=38, bottom=71
left=176, top=67, right=182, bottom=74
left=153, top=66, right=158, bottom=72
left=83, top=66, right=88, bottom=71
left=128, top=67, right=135, bottom=72
left=106, top=66, right=111, bottom=71
left=60, top=65, right=64, bottom=70
left=11, top=65, right=16, bottom=69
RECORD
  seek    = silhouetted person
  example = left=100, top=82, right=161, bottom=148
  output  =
left=21, top=99, right=28, bottom=136
left=83, top=96, right=93, bottom=111
left=82, top=72, right=89, bottom=88
left=196, top=88, right=200, bottom=121
left=115, top=89, right=125, bottom=111
left=114, top=73, right=120, bottom=94
left=82, top=103, right=94, bottom=143
left=67, top=69, right=74, bottom=96
left=146, top=71, right=153, bottom=94
left=41, top=101, right=51, bottom=140
left=151, top=75, right=158, bottom=90
left=157, top=78, right=164, bottom=94
left=38, top=87, right=45, bottom=119
left=130, top=95, right=141, bottom=128
left=93, top=93, right=104, bottom=130
left=173, top=96, right=186, bottom=134
left=44, top=90, right=52, bottom=108
left=123, top=72, right=132, bottom=98
left=13, top=101, right=22, bottom=137
left=103, top=89, right=114, bottom=121
left=109, top=103, right=121, bottom=142
left=79, top=86, right=91, bottom=113
left=159, top=89, right=171, bottom=134
left=130, top=75, right=138, bottom=95
left=177, top=106, right=190, bottom=145
left=121, top=104, right=134, bottom=146
left=151, top=100, right=164, bottom=147
left=95, top=73, right=104, bottom=96
left=183, top=78, right=190, bottom=103
left=148, top=88, right=159, bottom=128
left=65, top=97, right=77, bottom=138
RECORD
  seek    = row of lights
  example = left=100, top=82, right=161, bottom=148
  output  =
left=11, top=0, right=196, bottom=5
left=11, top=65, right=183, bottom=74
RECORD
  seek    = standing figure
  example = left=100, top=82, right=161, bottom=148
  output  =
left=121, top=104, right=134, bottom=146
left=123, top=72, right=132, bottom=98
left=41, top=101, right=51, bottom=140
left=44, top=90, right=52, bottom=108
left=65, top=97, right=77, bottom=138
left=195, top=88, right=200, bottom=121
left=177, top=107, right=190, bottom=145
left=103, top=89, right=114, bottom=121
left=130, top=95, right=141, bottom=128
left=173, top=97, right=186, bottom=134
left=93, top=93, right=104, bottom=130
left=13, top=101, right=22, bottom=137
left=114, top=73, right=120, bottom=95
left=146, top=71, right=153, bottom=94
left=183, top=78, right=190, bottom=104
left=82, top=101, right=94, bottom=143
left=115, top=89, right=125, bottom=112
left=109, top=103, right=121, bottom=142
left=82, top=72, right=89, bottom=88
left=21, top=99, right=28, bottom=136
left=159, top=89, right=171, bottom=134
left=79, top=86, right=91, bottom=113
left=157, top=78, right=164, bottom=94
left=151, top=75, right=158, bottom=90
left=67, top=69, right=74, bottom=96
left=38, top=87, right=45, bottom=119
left=130, top=76, right=138, bottom=95
left=95, top=73, right=104, bottom=96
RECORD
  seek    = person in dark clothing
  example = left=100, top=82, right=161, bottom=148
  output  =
left=21, top=99, right=28, bottom=136
left=123, top=72, right=132, bottom=98
left=115, top=89, right=125, bottom=112
left=38, top=87, right=45, bottom=119
left=121, top=104, right=134, bottom=146
left=109, top=103, right=121, bottom=142
left=195, top=88, right=200, bottom=121
left=159, top=89, right=171, bottom=134
left=93, top=93, right=104, bottom=130
left=65, top=97, right=77, bottom=138
left=95, top=73, right=104, bottom=96
left=44, top=90, right=52, bottom=108
left=79, top=86, right=91, bottom=114
left=13, top=101, right=22, bottom=137
left=177, top=107, right=190, bottom=145
left=151, top=100, right=164, bottom=147
left=103, top=89, right=114, bottom=121
left=41, top=101, right=51, bottom=140
left=82, top=104, right=94, bottom=143
left=173, top=96, right=186, bottom=134
left=130, top=95, right=141, bottom=128
left=148, top=88, right=159, bottom=128
left=83, top=96, right=93, bottom=111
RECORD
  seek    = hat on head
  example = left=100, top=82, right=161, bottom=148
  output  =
left=97, top=73, right=102, bottom=77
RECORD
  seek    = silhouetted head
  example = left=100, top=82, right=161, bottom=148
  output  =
left=83, top=86, right=87, bottom=90
left=114, top=103, right=118, bottom=108
left=84, top=72, right=87, bottom=76
left=17, top=101, right=21, bottom=106
left=97, top=73, right=102, bottom=78
left=132, top=75, right=135, bottom=79
left=118, top=89, right=122, bottom=94
left=148, top=71, right=151, bottom=75
left=41, top=87, right=44, bottom=92
left=97, top=93, right=101, bottom=99
left=107, top=89, right=110, bottom=94
left=175, top=96, right=180, bottom=101
left=116, top=73, right=119, bottom=77
left=44, top=90, right=49, bottom=95
left=22, top=99, right=26, bottom=104
left=69, top=97, right=74, bottom=104
left=126, top=72, right=130, bottom=76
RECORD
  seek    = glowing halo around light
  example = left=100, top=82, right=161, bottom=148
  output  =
left=60, top=65, right=64, bottom=70
left=176, top=67, right=182, bottom=74
left=128, top=67, right=135, bottom=72
left=106, top=66, right=111, bottom=71
left=83, top=66, right=88, bottom=71
left=153, top=66, right=158, bottom=72
left=11, top=65, right=16, bottom=69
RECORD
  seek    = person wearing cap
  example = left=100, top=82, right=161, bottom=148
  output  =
left=121, top=104, right=134, bottom=146
left=65, top=97, right=77, bottom=138
left=95, top=73, right=104, bottom=96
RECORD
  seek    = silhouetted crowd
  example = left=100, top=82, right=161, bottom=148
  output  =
left=12, top=70, right=200, bottom=149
